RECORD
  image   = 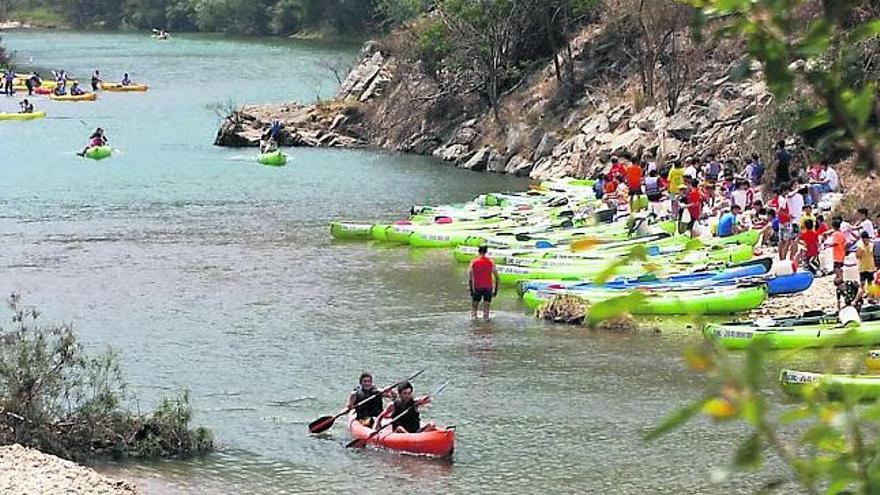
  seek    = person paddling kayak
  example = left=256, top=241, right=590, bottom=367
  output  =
left=468, top=245, right=500, bottom=320
left=374, top=381, right=435, bottom=434
left=19, top=99, right=34, bottom=114
left=260, top=120, right=283, bottom=153
left=347, top=372, right=396, bottom=427
left=121, top=73, right=133, bottom=86
left=69, top=82, right=86, bottom=96
left=77, top=128, right=107, bottom=156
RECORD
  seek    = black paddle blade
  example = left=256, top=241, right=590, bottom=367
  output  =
left=345, top=438, right=368, bottom=449
left=308, top=416, right=335, bottom=434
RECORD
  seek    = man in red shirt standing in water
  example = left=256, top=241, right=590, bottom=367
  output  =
left=468, top=245, right=500, bottom=320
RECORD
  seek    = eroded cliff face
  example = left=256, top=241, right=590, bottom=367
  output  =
left=216, top=26, right=774, bottom=180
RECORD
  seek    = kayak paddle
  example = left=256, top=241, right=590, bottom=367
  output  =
left=308, top=369, right=424, bottom=434
left=345, top=381, right=449, bottom=449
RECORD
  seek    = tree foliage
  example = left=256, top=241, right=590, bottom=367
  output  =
left=689, top=0, right=880, bottom=171
left=4, top=0, right=383, bottom=34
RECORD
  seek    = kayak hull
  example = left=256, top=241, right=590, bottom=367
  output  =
left=84, top=146, right=112, bottom=160
left=330, top=222, right=373, bottom=240
left=100, top=83, right=149, bottom=92
left=0, top=111, right=46, bottom=121
left=780, top=369, right=880, bottom=400
left=704, top=320, right=880, bottom=350
left=347, top=413, right=455, bottom=457
left=49, top=92, right=97, bottom=102
left=523, top=285, right=767, bottom=315
left=257, top=150, right=287, bottom=166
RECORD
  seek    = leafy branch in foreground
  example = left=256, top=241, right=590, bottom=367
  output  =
left=0, top=294, right=213, bottom=462
left=648, top=339, right=880, bottom=494
left=689, top=0, right=880, bottom=172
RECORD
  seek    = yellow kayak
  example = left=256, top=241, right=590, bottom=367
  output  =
left=49, top=92, right=97, bottom=102
left=100, top=82, right=149, bottom=92
left=0, top=111, right=46, bottom=121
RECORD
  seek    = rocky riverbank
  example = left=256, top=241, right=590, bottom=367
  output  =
left=0, top=444, right=138, bottom=495
left=215, top=23, right=775, bottom=181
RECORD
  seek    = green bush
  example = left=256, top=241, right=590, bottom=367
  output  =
left=0, top=295, right=213, bottom=462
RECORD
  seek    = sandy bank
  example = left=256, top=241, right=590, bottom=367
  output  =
left=0, top=444, right=138, bottom=495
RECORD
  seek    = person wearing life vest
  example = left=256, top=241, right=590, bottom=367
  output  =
left=346, top=372, right=396, bottom=427
left=375, top=381, right=435, bottom=434
left=468, top=245, right=500, bottom=320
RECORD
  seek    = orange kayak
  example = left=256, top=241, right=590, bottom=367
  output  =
left=347, top=412, right=455, bottom=457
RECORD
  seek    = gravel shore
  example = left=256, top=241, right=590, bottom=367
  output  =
left=0, top=445, right=138, bottom=495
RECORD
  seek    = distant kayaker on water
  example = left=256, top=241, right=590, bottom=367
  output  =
left=91, top=70, right=102, bottom=91
left=468, top=245, right=499, bottom=320
left=121, top=73, right=132, bottom=86
left=260, top=120, right=283, bottom=153
left=77, top=128, right=107, bottom=157
left=69, top=82, right=85, bottom=96
left=346, top=372, right=396, bottom=428
left=374, top=381, right=435, bottom=434
left=19, top=99, right=34, bottom=114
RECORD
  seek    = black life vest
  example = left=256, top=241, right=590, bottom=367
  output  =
left=391, top=399, right=420, bottom=433
left=353, top=386, right=383, bottom=419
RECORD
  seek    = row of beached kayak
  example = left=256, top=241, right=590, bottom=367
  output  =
left=330, top=177, right=814, bottom=317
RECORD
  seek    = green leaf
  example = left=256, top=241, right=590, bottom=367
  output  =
left=779, top=405, right=813, bottom=424
left=586, top=291, right=647, bottom=326
left=644, top=398, right=707, bottom=442
left=848, top=83, right=876, bottom=128
left=733, top=432, right=764, bottom=469
left=797, top=108, right=831, bottom=132
left=744, top=336, right=768, bottom=390
left=850, top=19, right=880, bottom=43
left=798, top=19, right=832, bottom=57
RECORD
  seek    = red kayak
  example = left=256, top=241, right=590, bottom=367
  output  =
left=347, top=412, right=455, bottom=457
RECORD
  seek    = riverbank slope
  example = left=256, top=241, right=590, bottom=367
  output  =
left=0, top=444, right=137, bottom=495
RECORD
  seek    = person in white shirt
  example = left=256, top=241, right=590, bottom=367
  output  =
left=787, top=181, right=805, bottom=226
left=857, top=208, right=876, bottom=238
left=810, top=160, right=840, bottom=204
left=730, top=180, right=751, bottom=211
left=683, top=157, right=698, bottom=180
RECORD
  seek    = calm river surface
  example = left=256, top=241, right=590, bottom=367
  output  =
left=0, top=30, right=838, bottom=494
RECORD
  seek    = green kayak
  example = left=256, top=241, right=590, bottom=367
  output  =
left=257, top=150, right=287, bottom=166
left=84, top=146, right=112, bottom=160
left=703, top=320, right=880, bottom=350
left=522, top=284, right=767, bottom=315
left=330, top=222, right=374, bottom=240
left=496, top=244, right=754, bottom=285
left=779, top=369, right=880, bottom=400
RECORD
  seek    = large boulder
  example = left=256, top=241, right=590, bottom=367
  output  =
left=608, top=128, right=645, bottom=154
left=580, top=113, right=610, bottom=135
left=433, top=143, right=471, bottom=162
left=667, top=113, right=697, bottom=141
left=505, top=155, right=534, bottom=176
left=459, top=147, right=491, bottom=171
left=533, top=132, right=559, bottom=161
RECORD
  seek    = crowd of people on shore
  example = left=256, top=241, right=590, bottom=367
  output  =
left=589, top=142, right=877, bottom=310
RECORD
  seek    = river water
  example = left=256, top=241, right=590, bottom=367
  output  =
left=0, top=30, right=845, bottom=494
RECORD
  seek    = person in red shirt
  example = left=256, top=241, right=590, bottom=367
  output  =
left=607, top=156, right=626, bottom=182
left=798, top=218, right=822, bottom=274
left=468, top=245, right=500, bottom=320
left=625, top=160, right=643, bottom=209
left=681, top=178, right=703, bottom=237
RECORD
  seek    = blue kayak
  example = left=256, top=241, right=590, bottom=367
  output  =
left=518, top=267, right=812, bottom=296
